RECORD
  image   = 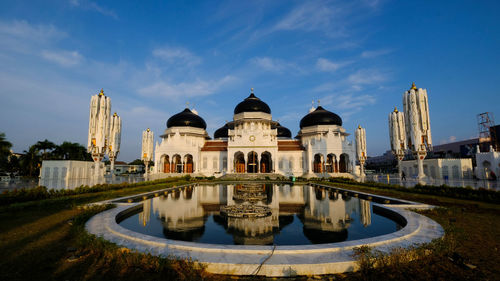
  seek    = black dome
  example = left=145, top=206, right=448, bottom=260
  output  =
left=299, top=106, right=342, bottom=129
left=272, top=122, right=292, bottom=138
left=167, top=108, right=207, bottom=129
left=234, top=93, right=271, bottom=114
left=214, top=121, right=234, bottom=139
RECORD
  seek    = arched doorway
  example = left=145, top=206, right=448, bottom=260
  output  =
left=313, top=153, right=323, bottom=173
left=260, top=152, right=272, bottom=173
left=326, top=154, right=336, bottom=173
left=339, top=154, right=349, bottom=173
left=163, top=155, right=170, bottom=173
left=172, top=154, right=182, bottom=173
left=184, top=154, right=193, bottom=173
left=234, top=152, right=245, bottom=173
left=247, top=151, right=258, bottom=173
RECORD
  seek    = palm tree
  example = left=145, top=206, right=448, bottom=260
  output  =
left=20, top=145, right=40, bottom=177
left=34, top=139, right=56, bottom=160
left=53, top=142, right=91, bottom=160
left=0, top=133, right=12, bottom=171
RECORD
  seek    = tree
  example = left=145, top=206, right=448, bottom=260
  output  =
left=0, top=133, right=12, bottom=171
left=19, top=145, right=40, bottom=177
left=34, top=139, right=56, bottom=160
left=52, top=142, right=91, bottom=161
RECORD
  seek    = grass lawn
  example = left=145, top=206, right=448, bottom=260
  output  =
left=0, top=178, right=498, bottom=280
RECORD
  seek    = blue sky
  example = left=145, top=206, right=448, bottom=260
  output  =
left=1, top=0, right=499, bottom=161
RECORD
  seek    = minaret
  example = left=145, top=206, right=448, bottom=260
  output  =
left=389, top=107, right=407, bottom=178
left=108, top=112, right=122, bottom=175
left=88, top=89, right=111, bottom=177
left=142, top=128, right=154, bottom=176
left=403, top=82, right=432, bottom=182
left=355, top=125, right=367, bottom=179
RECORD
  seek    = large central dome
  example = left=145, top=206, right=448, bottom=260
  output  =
left=299, top=106, right=342, bottom=129
left=234, top=92, right=271, bottom=115
left=167, top=108, right=207, bottom=129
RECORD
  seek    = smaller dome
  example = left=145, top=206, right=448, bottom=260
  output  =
left=234, top=92, right=271, bottom=114
left=299, top=106, right=342, bottom=129
left=214, top=121, right=234, bottom=139
left=167, top=108, right=207, bottom=129
left=272, top=122, right=292, bottom=138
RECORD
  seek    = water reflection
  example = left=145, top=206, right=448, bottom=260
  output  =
left=121, top=184, right=397, bottom=245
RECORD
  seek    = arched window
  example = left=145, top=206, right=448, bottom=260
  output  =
left=289, top=157, right=294, bottom=170
left=212, top=157, right=218, bottom=170
left=203, top=157, right=208, bottom=169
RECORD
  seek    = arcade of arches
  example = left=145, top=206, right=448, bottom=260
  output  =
left=234, top=151, right=273, bottom=173
left=313, top=153, right=350, bottom=173
left=161, top=154, right=194, bottom=173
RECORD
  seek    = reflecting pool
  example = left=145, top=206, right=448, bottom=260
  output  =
left=119, top=184, right=402, bottom=245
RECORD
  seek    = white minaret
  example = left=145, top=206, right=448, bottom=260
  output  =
left=141, top=128, right=154, bottom=176
left=403, top=82, right=432, bottom=182
left=108, top=112, right=122, bottom=175
left=389, top=107, right=407, bottom=178
left=88, top=89, right=111, bottom=177
left=355, top=125, right=367, bottom=178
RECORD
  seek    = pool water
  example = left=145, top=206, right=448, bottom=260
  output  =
left=119, top=184, right=402, bottom=245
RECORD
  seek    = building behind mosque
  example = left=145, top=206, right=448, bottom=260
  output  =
left=153, top=89, right=359, bottom=178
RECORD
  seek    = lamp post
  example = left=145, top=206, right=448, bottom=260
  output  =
left=141, top=128, right=154, bottom=177
left=88, top=89, right=111, bottom=178
left=108, top=112, right=121, bottom=176
left=355, top=125, right=367, bottom=180
left=403, top=82, right=432, bottom=184
left=389, top=107, right=407, bottom=180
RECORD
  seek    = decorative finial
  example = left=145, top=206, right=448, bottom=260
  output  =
left=113, top=112, right=117, bottom=116
left=99, top=88, right=104, bottom=96
left=358, top=125, right=361, bottom=129
left=394, top=106, right=398, bottom=113
left=147, top=128, right=150, bottom=132
left=411, top=82, right=417, bottom=90
left=251, top=87, right=254, bottom=94
left=186, top=101, right=190, bottom=108
left=317, top=99, right=320, bottom=106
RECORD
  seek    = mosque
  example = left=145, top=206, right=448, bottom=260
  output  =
left=153, top=89, right=360, bottom=178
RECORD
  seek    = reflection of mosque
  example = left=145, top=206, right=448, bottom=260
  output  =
left=143, top=184, right=372, bottom=245
left=153, top=89, right=358, bottom=178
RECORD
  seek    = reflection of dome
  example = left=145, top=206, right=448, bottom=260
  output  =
left=214, top=121, right=234, bottom=139
left=272, top=122, right=292, bottom=138
left=234, top=93, right=271, bottom=114
left=299, top=106, right=342, bottom=129
left=167, top=108, right=207, bottom=129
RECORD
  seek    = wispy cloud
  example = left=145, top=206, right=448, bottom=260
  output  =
left=153, top=46, right=202, bottom=66
left=69, top=0, right=118, bottom=20
left=273, top=1, right=337, bottom=33
left=360, top=49, right=392, bottom=58
left=348, top=68, right=388, bottom=86
left=0, top=20, right=66, bottom=54
left=41, top=50, right=83, bottom=66
left=251, top=57, right=301, bottom=74
left=316, top=58, right=350, bottom=72
left=138, top=76, right=236, bottom=99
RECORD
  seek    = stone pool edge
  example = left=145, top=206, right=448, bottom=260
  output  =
left=84, top=183, right=444, bottom=277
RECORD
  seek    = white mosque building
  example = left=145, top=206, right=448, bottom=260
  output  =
left=153, top=89, right=360, bottom=178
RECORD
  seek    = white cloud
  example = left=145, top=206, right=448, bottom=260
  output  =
left=251, top=57, right=302, bottom=74
left=153, top=46, right=201, bottom=66
left=348, top=69, right=388, bottom=85
left=41, top=50, right=83, bottom=66
left=0, top=20, right=66, bottom=54
left=316, top=58, right=349, bottom=72
left=138, top=76, right=236, bottom=98
left=360, top=49, right=391, bottom=58
left=321, top=94, right=376, bottom=110
left=69, top=0, right=118, bottom=20
left=273, top=1, right=336, bottom=32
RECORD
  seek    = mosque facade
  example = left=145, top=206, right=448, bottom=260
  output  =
left=153, top=89, right=360, bottom=178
